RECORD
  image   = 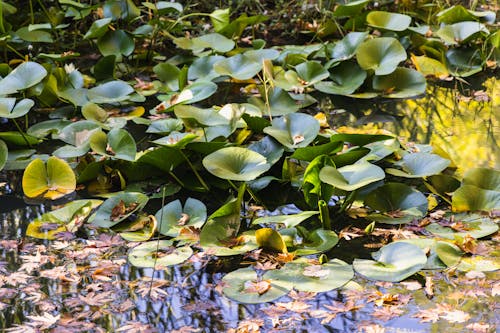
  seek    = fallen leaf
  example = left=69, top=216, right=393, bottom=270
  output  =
left=243, top=280, right=271, bottom=295
left=302, top=265, right=329, bottom=278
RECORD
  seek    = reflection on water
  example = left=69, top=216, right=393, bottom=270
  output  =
left=323, top=77, right=499, bottom=174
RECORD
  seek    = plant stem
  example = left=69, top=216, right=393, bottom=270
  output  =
left=179, top=150, right=209, bottom=191
left=12, top=119, right=32, bottom=147
left=338, top=190, right=357, bottom=214
left=318, top=199, right=331, bottom=230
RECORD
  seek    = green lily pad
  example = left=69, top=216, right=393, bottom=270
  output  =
left=82, top=102, right=108, bottom=123
left=292, top=229, right=339, bottom=256
left=373, top=67, right=426, bottom=98
left=26, top=199, right=102, bottom=240
left=146, top=118, right=184, bottom=134
left=395, top=239, right=446, bottom=270
left=353, top=242, right=427, bottom=282
left=411, top=54, right=449, bottom=78
left=436, top=21, right=488, bottom=45
left=445, top=48, right=483, bottom=77
left=364, top=182, right=428, bottom=224
left=83, top=17, right=112, bottom=39
left=366, top=11, right=411, bottom=31
left=290, top=141, right=343, bottom=162
left=0, top=62, right=47, bottom=95
left=328, top=32, right=367, bottom=61
left=0, top=98, right=34, bottom=118
left=97, top=29, right=135, bottom=57
left=160, top=81, right=218, bottom=109
left=437, top=5, right=496, bottom=24
left=263, top=113, right=320, bottom=149
left=203, top=147, right=270, bottom=181
left=22, top=157, right=76, bottom=200
left=222, top=267, right=292, bottom=304
left=152, top=132, right=198, bottom=149
left=333, top=0, right=369, bottom=17
left=248, top=136, right=284, bottom=165
left=0, top=140, right=7, bottom=171
left=266, top=258, right=353, bottom=292
left=294, top=61, right=330, bottom=86
left=386, top=152, right=450, bottom=178
left=90, top=192, right=149, bottom=228
left=155, top=198, right=207, bottom=237
left=114, top=214, right=157, bottom=242
left=252, top=211, right=319, bottom=228
left=174, top=105, right=228, bottom=127
left=27, top=119, right=71, bottom=139
left=174, top=33, right=235, bottom=53
left=462, top=167, right=500, bottom=191
left=88, top=80, right=134, bottom=103
left=424, top=174, right=461, bottom=200
left=314, top=61, right=367, bottom=96
left=452, top=185, right=500, bottom=212
left=188, top=55, right=226, bottom=81
left=214, top=49, right=279, bottom=80
left=425, top=214, right=498, bottom=239
left=128, top=240, right=193, bottom=268
left=248, top=88, right=300, bottom=116
left=90, top=129, right=137, bottom=161
left=256, top=228, right=288, bottom=253
left=435, top=241, right=499, bottom=272
left=356, top=37, right=407, bottom=75
left=319, top=163, right=385, bottom=191
left=329, top=133, right=395, bottom=147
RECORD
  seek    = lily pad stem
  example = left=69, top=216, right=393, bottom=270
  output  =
left=12, top=119, right=32, bottom=147
left=318, top=200, right=331, bottom=230
left=179, top=150, right=209, bottom=191
left=338, top=190, right=357, bottom=214
left=168, top=171, right=185, bottom=188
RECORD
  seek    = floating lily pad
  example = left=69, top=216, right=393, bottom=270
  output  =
left=203, top=147, right=270, bottom=181
left=319, top=163, right=385, bottom=191
left=0, top=98, right=34, bottom=119
left=252, top=211, right=319, bottom=228
left=386, top=152, right=450, bottom=178
left=353, top=242, right=427, bottom=282
left=314, top=61, right=367, bottom=96
left=88, top=80, right=134, bottom=103
left=214, top=49, right=279, bottom=80
left=425, top=214, right=498, bottom=239
left=90, top=192, right=149, bottom=228
left=0, top=62, right=47, bottom=95
left=114, top=214, right=157, bottom=242
left=328, top=32, right=367, bottom=61
left=26, top=199, right=101, bottom=240
left=411, top=54, right=449, bottom=78
left=263, top=113, right=320, bottom=149
left=22, top=157, right=76, bottom=200
left=256, top=228, right=288, bottom=253
left=356, top=37, right=406, bottom=75
left=445, top=48, right=483, bottom=77
left=248, top=136, right=284, bottom=165
left=367, top=11, right=411, bottom=31
left=462, top=167, right=500, bottom=191
left=222, top=267, right=292, bottom=304
left=90, top=129, right=137, bottom=161
left=452, top=185, right=500, bottom=212
left=435, top=241, right=499, bottom=272
left=333, top=0, right=369, bottom=17
left=436, top=21, right=488, bottom=45
left=294, top=61, right=330, bottom=86
left=291, top=229, right=339, bottom=256
left=266, top=258, right=353, bottom=292
left=174, top=33, right=235, bottom=53
left=248, top=88, right=300, bottom=116
left=364, top=182, right=428, bottom=224
left=437, top=5, right=496, bottom=24
left=174, top=105, right=228, bottom=127
left=155, top=198, right=207, bottom=237
left=372, top=67, right=426, bottom=98
left=97, top=29, right=135, bottom=57
left=395, top=239, right=446, bottom=270
left=128, top=240, right=193, bottom=268
left=146, top=118, right=184, bottom=134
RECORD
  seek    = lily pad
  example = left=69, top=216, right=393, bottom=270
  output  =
left=214, top=49, right=279, bottom=80
left=114, top=214, right=157, bottom=242
left=22, top=157, right=76, bottom=200
left=425, top=214, right=498, bottom=239
left=353, top=242, right=427, bottom=282
left=328, top=31, right=368, bottom=61
left=128, top=240, right=193, bottom=268
left=266, top=258, right=353, bottom=292
left=364, top=182, right=428, bottom=224
left=202, top=147, right=270, bottom=181
left=248, top=87, right=300, bottom=116
left=0, top=62, right=47, bottom=95
left=222, top=267, right=292, bottom=304
left=452, top=185, right=500, bottom=212
left=0, top=98, right=34, bottom=118
left=436, top=21, right=488, bottom=45
left=88, top=80, right=134, bottom=103
left=435, top=241, right=499, bottom=272
left=373, top=67, right=426, bottom=98
left=314, top=61, right=367, bottom=96
left=395, top=239, right=446, bottom=270
left=263, top=113, right=320, bottom=149
left=445, top=48, right=483, bottom=77
left=252, top=211, right=319, bottom=228
left=356, top=37, right=406, bottom=75
left=155, top=198, right=207, bottom=237
left=292, top=229, right=339, bottom=256
left=256, top=228, right=288, bottom=253
left=319, top=163, right=385, bottom=191
left=462, top=167, right=500, bottom=191
left=366, top=11, right=411, bottom=31
left=386, top=152, right=450, bottom=178
left=90, top=192, right=149, bottom=228
left=90, top=129, right=137, bottom=161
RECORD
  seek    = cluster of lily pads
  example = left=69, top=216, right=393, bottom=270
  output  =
left=0, top=1, right=498, bottom=304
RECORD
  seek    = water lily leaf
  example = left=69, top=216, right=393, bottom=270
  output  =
left=290, top=141, right=343, bottom=162
left=97, top=29, right=135, bottom=56
left=22, top=156, right=76, bottom=200
left=302, top=155, right=335, bottom=207
left=57, top=120, right=101, bottom=146
left=188, top=55, right=226, bottom=81
left=462, top=167, right=500, bottom=191
left=90, top=128, right=137, bottom=161
left=83, top=17, right=112, bottom=39
left=90, top=192, right=149, bottom=228
left=248, top=136, right=284, bottom=165
left=146, top=118, right=183, bottom=134
left=252, top=211, right=319, bottom=228
left=152, top=132, right=198, bottom=149
left=128, top=240, right=193, bottom=268
left=256, top=228, right=288, bottom=253
left=203, top=147, right=270, bottom=181
left=445, top=48, right=482, bottom=77
left=293, top=229, right=339, bottom=256
left=155, top=198, right=207, bottom=237
left=214, top=49, right=279, bottom=80
left=222, top=267, right=292, bottom=304
left=436, top=21, right=488, bottom=45
left=294, top=61, right=329, bottom=86
left=15, top=26, right=53, bottom=42
left=136, top=146, right=185, bottom=172
left=163, top=81, right=218, bottom=109
left=248, top=87, right=300, bottom=116
left=81, top=102, right=108, bottom=123
left=263, top=113, right=320, bottom=149
left=153, top=62, right=180, bottom=91
left=411, top=54, right=449, bottom=78
left=356, top=37, right=407, bottom=75
left=452, top=185, right=500, bottom=212
left=437, top=5, right=496, bottom=24
left=353, top=242, right=427, bottom=282
left=0, top=98, right=34, bottom=118
left=436, top=241, right=499, bottom=272
left=333, top=0, right=369, bottom=17
left=88, top=80, right=133, bottom=104
left=174, top=105, right=228, bottom=127
left=328, top=31, right=368, bottom=61
left=426, top=214, right=498, bottom=239
left=435, top=241, right=462, bottom=267
left=395, top=239, right=446, bottom=270
left=366, top=11, right=411, bottom=31
left=114, top=214, right=157, bottom=242
left=329, top=133, right=395, bottom=147
left=0, top=140, right=7, bottom=171
left=386, top=152, right=450, bottom=178
left=364, top=182, right=428, bottom=224
left=27, top=119, right=71, bottom=139
left=373, top=67, right=426, bottom=98
left=315, top=61, right=367, bottom=95
left=174, top=33, right=235, bottom=53
left=424, top=174, right=461, bottom=200
left=0, top=62, right=47, bottom=95
left=319, top=163, right=385, bottom=191
left=266, top=258, right=353, bottom=292
left=26, top=199, right=101, bottom=240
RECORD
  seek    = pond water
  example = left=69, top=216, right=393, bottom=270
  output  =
left=0, top=77, right=498, bottom=332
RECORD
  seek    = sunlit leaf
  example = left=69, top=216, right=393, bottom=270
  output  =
left=319, top=163, right=385, bottom=191
left=89, top=192, right=148, bottom=228
left=356, top=37, right=407, bottom=75
left=155, top=198, right=207, bottom=237
left=203, top=147, right=270, bottom=181
left=128, top=240, right=193, bottom=268
left=386, top=152, right=450, bottom=178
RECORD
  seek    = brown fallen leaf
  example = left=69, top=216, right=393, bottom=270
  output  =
left=243, top=279, right=271, bottom=295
